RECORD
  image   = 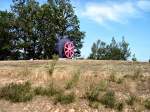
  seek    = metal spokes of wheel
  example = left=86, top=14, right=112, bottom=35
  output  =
left=64, top=41, right=74, bottom=58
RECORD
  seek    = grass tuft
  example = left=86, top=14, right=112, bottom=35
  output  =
left=54, top=92, right=75, bottom=104
left=34, top=82, right=62, bottom=97
left=89, top=101, right=99, bottom=109
left=115, top=101, right=124, bottom=111
left=109, top=71, right=116, bottom=82
left=126, top=94, right=136, bottom=106
left=0, top=81, right=34, bottom=102
left=85, top=80, right=107, bottom=102
left=65, top=70, right=80, bottom=89
left=48, top=54, right=59, bottom=76
left=144, top=98, right=150, bottom=110
left=100, top=90, right=116, bottom=108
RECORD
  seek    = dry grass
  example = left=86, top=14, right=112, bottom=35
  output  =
left=0, top=60, right=149, bottom=112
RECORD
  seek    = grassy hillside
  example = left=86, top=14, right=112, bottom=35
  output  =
left=0, top=60, right=149, bottom=112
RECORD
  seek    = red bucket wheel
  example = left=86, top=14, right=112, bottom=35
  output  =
left=64, top=41, right=74, bottom=58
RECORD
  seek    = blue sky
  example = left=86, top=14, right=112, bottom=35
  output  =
left=0, top=0, right=150, bottom=61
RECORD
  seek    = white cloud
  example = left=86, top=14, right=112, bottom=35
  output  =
left=137, top=0, right=150, bottom=12
left=81, top=1, right=150, bottom=24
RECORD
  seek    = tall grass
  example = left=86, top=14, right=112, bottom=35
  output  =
left=144, top=98, right=150, bottom=110
left=100, top=90, right=116, bottom=108
left=85, top=80, right=107, bottom=102
left=48, top=54, right=59, bottom=76
left=65, top=70, right=80, bottom=89
left=54, top=92, right=75, bottom=104
left=0, top=81, right=34, bottom=102
left=34, top=82, right=62, bottom=97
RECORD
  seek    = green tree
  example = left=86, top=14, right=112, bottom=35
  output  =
left=89, top=37, right=131, bottom=60
left=119, top=37, right=131, bottom=60
left=9, top=0, right=84, bottom=59
left=0, top=11, right=15, bottom=60
left=132, top=54, right=137, bottom=61
left=11, top=0, right=40, bottom=59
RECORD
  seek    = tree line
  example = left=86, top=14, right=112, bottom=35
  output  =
left=0, top=0, right=85, bottom=60
left=88, top=37, right=131, bottom=60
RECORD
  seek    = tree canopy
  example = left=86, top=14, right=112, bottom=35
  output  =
left=88, top=37, right=131, bottom=60
left=0, top=0, right=85, bottom=60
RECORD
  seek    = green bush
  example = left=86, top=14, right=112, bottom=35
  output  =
left=100, top=90, right=116, bottom=108
left=54, top=92, right=75, bottom=104
left=144, top=98, right=150, bottom=110
left=65, top=70, right=80, bottom=89
left=0, top=81, right=34, bottom=102
left=126, top=95, right=136, bottom=106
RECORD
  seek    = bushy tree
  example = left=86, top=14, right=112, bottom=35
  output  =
left=89, top=37, right=131, bottom=60
left=0, top=0, right=84, bottom=60
left=132, top=54, right=137, bottom=62
left=0, top=11, right=15, bottom=60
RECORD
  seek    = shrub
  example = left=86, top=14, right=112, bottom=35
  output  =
left=54, top=92, right=75, bottom=104
left=47, top=82, right=62, bottom=96
left=144, top=98, right=150, bottom=110
left=34, top=86, right=49, bottom=96
left=100, top=90, right=116, bottom=108
left=34, top=82, right=62, bottom=97
left=0, top=81, right=34, bottom=102
left=126, top=95, right=136, bottom=106
left=65, top=70, right=80, bottom=89
left=115, top=101, right=124, bottom=111
left=132, top=54, right=137, bottom=62
left=86, top=82, right=102, bottom=102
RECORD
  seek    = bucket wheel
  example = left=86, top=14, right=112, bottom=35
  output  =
left=64, top=41, right=74, bottom=58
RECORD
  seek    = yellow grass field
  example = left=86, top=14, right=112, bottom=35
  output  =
left=0, top=60, right=149, bottom=112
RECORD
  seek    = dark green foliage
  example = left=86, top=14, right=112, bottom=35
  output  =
left=54, top=92, right=75, bottom=104
left=126, top=95, right=136, bottom=106
left=0, top=81, right=33, bottom=102
left=0, top=11, right=16, bottom=60
left=0, top=0, right=84, bottom=60
left=88, top=37, right=131, bottom=60
left=100, top=90, right=116, bottom=108
left=144, top=98, right=150, bottom=110
left=132, top=54, right=137, bottom=62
